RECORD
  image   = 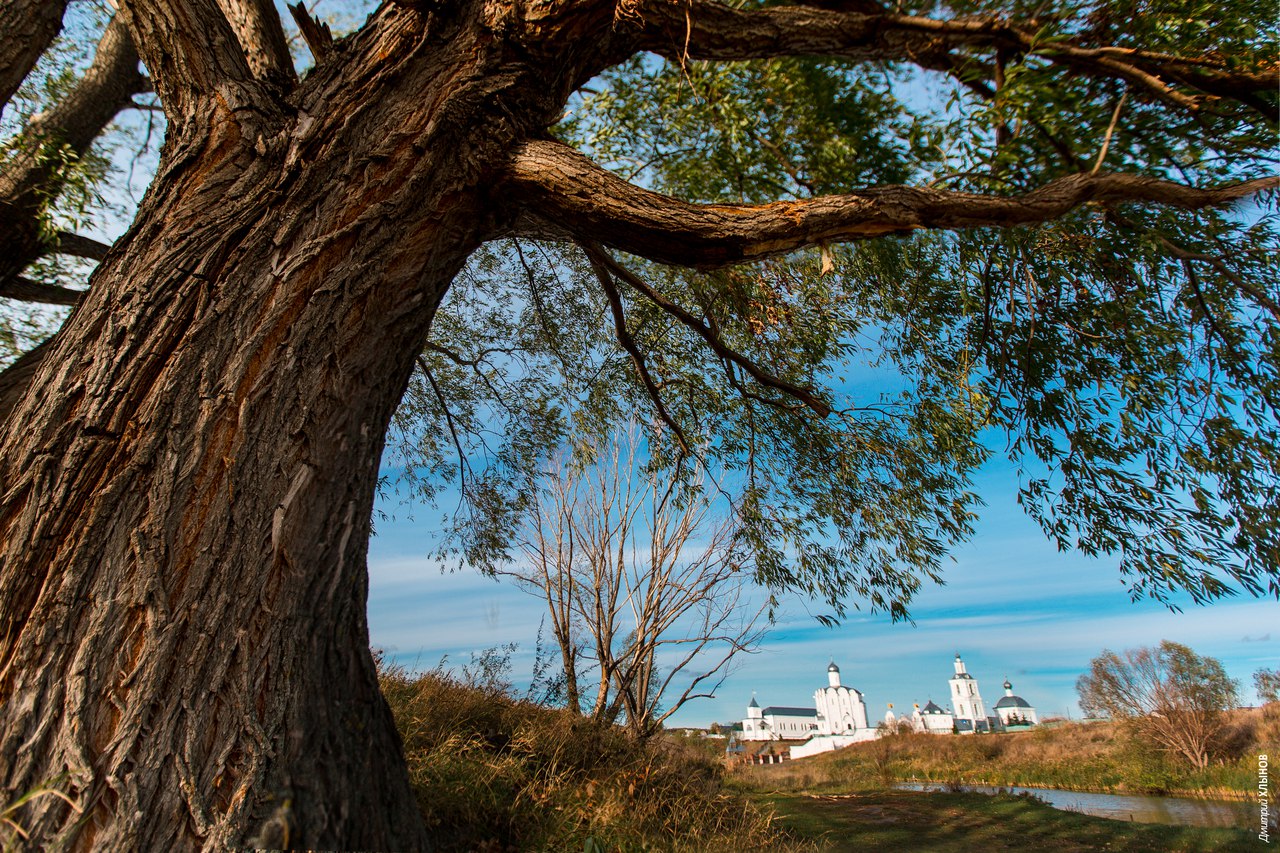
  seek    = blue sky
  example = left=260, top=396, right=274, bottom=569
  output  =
left=368, top=456, right=1279, bottom=729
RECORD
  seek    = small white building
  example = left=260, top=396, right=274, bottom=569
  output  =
left=913, top=700, right=955, bottom=734
left=994, top=679, right=1038, bottom=727
left=739, top=662, right=878, bottom=756
left=740, top=696, right=820, bottom=740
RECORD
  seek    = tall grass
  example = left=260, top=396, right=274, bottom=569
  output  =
left=380, top=664, right=807, bottom=851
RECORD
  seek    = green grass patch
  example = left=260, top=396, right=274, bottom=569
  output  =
left=753, top=789, right=1255, bottom=853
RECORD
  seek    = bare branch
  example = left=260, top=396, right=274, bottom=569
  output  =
left=509, top=426, right=763, bottom=738
left=287, top=3, right=334, bottom=63
left=54, top=233, right=112, bottom=262
left=627, top=1, right=1277, bottom=122
left=505, top=139, right=1277, bottom=270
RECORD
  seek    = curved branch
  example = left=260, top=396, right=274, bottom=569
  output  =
left=415, top=355, right=472, bottom=489
left=583, top=244, right=691, bottom=452
left=587, top=245, right=832, bottom=418
left=505, top=139, right=1278, bottom=269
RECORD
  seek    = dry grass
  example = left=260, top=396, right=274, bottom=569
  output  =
left=380, top=664, right=813, bottom=851
left=737, top=705, right=1279, bottom=800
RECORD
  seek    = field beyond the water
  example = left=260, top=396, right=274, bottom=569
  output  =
left=734, top=707, right=1278, bottom=801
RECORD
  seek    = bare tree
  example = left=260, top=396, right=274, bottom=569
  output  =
left=1077, top=640, right=1240, bottom=770
left=506, top=425, right=765, bottom=739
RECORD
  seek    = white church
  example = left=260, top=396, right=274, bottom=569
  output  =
left=740, top=661, right=879, bottom=758
left=736, top=653, right=1037, bottom=756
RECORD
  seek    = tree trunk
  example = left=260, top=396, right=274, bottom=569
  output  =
left=0, top=8, right=556, bottom=847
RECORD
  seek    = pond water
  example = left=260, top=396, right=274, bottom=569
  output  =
left=895, top=782, right=1261, bottom=830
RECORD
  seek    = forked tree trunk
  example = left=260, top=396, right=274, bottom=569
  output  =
left=0, top=8, right=557, bottom=848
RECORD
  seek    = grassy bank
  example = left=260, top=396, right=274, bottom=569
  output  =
left=753, top=789, right=1256, bottom=852
left=735, top=707, right=1278, bottom=800
left=379, top=665, right=808, bottom=851
left=378, top=666, right=1270, bottom=850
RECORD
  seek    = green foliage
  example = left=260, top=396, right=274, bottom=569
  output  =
left=394, top=0, right=1279, bottom=616
left=1076, top=641, right=1239, bottom=719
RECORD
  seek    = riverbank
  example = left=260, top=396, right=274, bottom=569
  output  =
left=749, top=789, right=1256, bottom=852
left=734, top=708, right=1276, bottom=801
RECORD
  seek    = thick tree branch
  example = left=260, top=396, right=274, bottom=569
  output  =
left=505, top=139, right=1277, bottom=269
left=55, top=232, right=112, bottom=262
left=0, top=16, right=145, bottom=292
left=117, top=0, right=258, bottom=117
left=0, top=0, right=69, bottom=123
left=0, top=277, right=83, bottom=307
left=10, top=18, right=145, bottom=157
left=216, top=0, right=296, bottom=85
left=628, top=1, right=1277, bottom=122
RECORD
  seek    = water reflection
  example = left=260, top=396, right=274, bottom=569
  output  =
left=895, top=782, right=1260, bottom=829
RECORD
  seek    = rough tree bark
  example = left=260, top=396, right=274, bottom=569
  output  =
left=0, top=0, right=1273, bottom=849
left=0, top=2, right=592, bottom=848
